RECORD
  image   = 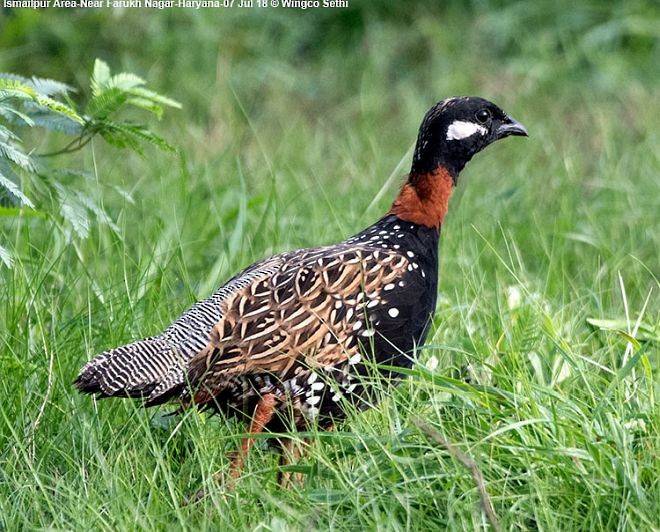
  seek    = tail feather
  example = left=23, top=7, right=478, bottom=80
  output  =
left=74, top=336, right=186, bottom=400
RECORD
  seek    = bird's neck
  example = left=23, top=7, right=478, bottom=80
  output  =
left=388, top=166, right=455, bottom=229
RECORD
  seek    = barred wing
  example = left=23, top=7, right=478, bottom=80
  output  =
left=185, top=247, right=414, bottom=407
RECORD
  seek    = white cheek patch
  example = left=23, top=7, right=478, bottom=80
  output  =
left=446, top=120, right=487, bottom=141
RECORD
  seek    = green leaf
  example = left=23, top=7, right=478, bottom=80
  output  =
left=0, top=166, right=34, bottom=208
left=0, top=140, right=37, bottom=172
left=306, top=489, right=346, bottom=504
left=614, top=330, right=642, bottom=350
left=99, top=124, right=144, bottom=155
left=0, top=76, right=82, bottom=127
left=0, top=243, right=12, bottom=268
left=0, top=104, right=34, bottom=127
left=117, top=124, right=177, bottom=153
left=128, top=87, right=181, bottom=109
left=55, top=182, right=90, bottom=239
left=0, top=73, right=31, bottom=85
left=127, top=97, right=164, bottom=119
left=0, top=78, right=38, bottom=99
left=34, top=94, right=84, bottom=124
left=99, top=123, right=176, bottom=154
left=593, top=346, right=649, bottom=419
left=0, top=73, right=73, bottom=97
left=29, top=111, right=84, bottom=135
left=29, top=76, right=74, bottom=97
left=108, top=72, right=145, bottom=91
left=0, top=206, right=45, bottom=218
left=587, top=317, right=659, bottom=344
left=0, top=125, right=20, bottom=143
left=74, top=190, right=119, bottom=234
left=91, top=59, right=111, bottom=96
left=86, top=88, right=129, bottom=121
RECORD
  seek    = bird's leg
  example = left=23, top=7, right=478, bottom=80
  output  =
left=229, top=393, right=278, bottom=480
left=277, top=422, right=335, bottom=487
left=277, top=437, right=307, bottom=487
left=185, top=393, right=278, bottom=504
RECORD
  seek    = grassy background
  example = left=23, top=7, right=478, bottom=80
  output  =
left=1, top=2, right=659, bottom=529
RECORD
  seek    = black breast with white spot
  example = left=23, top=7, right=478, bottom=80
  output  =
left=349, top=217, right=438, bottom=354
left=296, top=216, right=440, bottom=426
left=195, top=215, right=440, bottom=428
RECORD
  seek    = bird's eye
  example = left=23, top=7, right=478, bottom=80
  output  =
left=475, top=109, right=491, bottom=124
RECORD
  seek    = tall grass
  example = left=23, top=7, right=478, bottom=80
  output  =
left=1, top=4, right=658, bottom=530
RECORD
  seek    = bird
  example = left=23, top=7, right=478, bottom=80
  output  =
left=75, top=96, right=527, bottom=482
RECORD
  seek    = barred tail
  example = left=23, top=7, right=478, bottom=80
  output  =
left=74, top=336, right=186, bottom=402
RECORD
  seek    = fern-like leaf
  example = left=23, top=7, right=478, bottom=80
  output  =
left=90, top=59, right=112, bottom=96
left=55, top=182, right=90, bottom=239
left=0, top=73, right=32, bottom=86
left=0, top=163, right=34, bottom=208
left=128, top=87, right=182, bottom=110
left=108, top=72, right=145, bottom=91
left=0, top=77, right=83, bottom=126
left=126, top=97, right=165, bottom=119
left=120, top=123, right=176, bottom=152
left=28, top=111, right=84, bottom=135
left=0, top=139, right=37, bottom=172
left=75, top=190, right=120, bottom=234
left=0, top=78, right=38, bottom=100
left=0, top=73, right=73, bottom=97
left=86, top=88, right=129, bottom=121
left=99, top=122, right=176, bottom=155
left=0, top=242, right=12, bottom=268
left=28, top=77, right=74, bottom=97
left=0, top=105, right=34, bottom=127
left=34, top=94, right=84, bottom=124
left=99, top=123, right=143, bottom=154
left=0, top=125, right=20, bottom=143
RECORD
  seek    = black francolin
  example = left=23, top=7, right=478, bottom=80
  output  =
left=75, top=96, right=527, bottom=480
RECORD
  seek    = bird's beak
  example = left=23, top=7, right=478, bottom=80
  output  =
left=496, top=116, right=528, bottom=138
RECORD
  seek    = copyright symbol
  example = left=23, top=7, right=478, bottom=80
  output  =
left=270, top=0, right=278, bottom=5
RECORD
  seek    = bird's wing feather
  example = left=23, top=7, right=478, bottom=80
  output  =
left=142, top=255, right=287, bottom=404
left=78, top=254, right=287, bottom=403
left=185, top=246, right=412, bottom=407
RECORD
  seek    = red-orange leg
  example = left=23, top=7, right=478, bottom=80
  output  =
left=277, top=437, right=308, bottom=487
left=229, top=393, right=278, bottom=480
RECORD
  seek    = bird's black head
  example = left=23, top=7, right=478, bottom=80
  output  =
left=411, top=96, right=528, bottom=180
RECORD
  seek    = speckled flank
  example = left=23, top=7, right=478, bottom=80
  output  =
left=183, top=216, right=439, bottom=428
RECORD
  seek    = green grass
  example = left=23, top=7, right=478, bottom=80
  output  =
left=1, top=5, right=659, bottom=530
